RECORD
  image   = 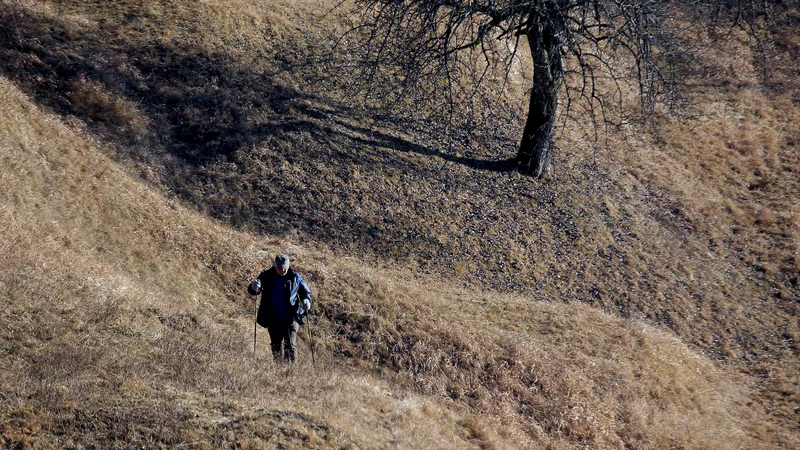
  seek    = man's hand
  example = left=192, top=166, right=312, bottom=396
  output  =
left=248, top=279, right=262, bottom=295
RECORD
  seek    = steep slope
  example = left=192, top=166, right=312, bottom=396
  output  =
left=1, top=0, right=798, bottom=447
left=0, top=74, right=785, bottom=448
left=0, top=73, right=486, bottom=448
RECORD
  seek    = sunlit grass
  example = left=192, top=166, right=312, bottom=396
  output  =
left=0, top=0, right=798, bottom=447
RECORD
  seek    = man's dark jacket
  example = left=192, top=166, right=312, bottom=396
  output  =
left=250, top=267, right=312, bottom=327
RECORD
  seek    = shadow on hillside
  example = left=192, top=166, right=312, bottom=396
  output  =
left=0, top=5, right=514, bottom=173
left=325, top=116, right=518, bottom=172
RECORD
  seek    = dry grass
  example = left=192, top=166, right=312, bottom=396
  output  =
left=0, top=74, right=477, bottom=449
left=1, top=0, right=798, bottom=448
left=0, top=73, right=788, bottom=448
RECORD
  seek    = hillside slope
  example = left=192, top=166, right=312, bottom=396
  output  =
left=0, top=74, right=786, bottom=448
left=0, top=73, right=478, bottom=448
left=1, top=0, right=798, bottom=447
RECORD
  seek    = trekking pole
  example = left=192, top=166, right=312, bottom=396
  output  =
left=307, top=314, right=317, bottom=367
left=253, top=294, right=258, bottom=356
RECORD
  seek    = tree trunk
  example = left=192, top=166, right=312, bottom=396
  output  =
left=516, top=12, right=563, bottom=178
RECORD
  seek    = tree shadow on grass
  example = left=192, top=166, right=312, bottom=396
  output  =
left=0, top=5, right=514, bottom=172
left=0, top=4, right=524, bottom=274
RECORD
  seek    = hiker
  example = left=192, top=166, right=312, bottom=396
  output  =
left=248, top=254, right=312, bottom=363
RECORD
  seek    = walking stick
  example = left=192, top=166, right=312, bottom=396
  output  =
left=253, top=294, right=258, bottom=356
left=307, top=314, right=316, bottom=367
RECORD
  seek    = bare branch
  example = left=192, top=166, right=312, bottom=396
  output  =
left=339, top=0, right=778, bottom=177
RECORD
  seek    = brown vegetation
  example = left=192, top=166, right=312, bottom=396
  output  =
left=1, top=0, right=797, bottom=448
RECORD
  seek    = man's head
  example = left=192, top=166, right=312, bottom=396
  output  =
left=274, top=254, right=290, bottom=276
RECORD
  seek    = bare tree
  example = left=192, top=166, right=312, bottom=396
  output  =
left=344, top=0, right=777, bottom=178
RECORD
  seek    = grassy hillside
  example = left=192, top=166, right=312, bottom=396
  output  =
left=0, top=72, right=777, bottom=449
left=1, top=0, right=798, bottom=447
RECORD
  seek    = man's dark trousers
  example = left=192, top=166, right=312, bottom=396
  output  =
left=268, top=320, right=300, bottom=362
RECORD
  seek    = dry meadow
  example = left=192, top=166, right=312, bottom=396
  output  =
left=1, top=0, right=798, bottom=448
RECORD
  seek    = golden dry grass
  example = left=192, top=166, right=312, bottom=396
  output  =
left=0, top=74, right=786, bottom=448
left=0, top=73, right=478, bottom=449
left=1, top=0, right=798, bottom=448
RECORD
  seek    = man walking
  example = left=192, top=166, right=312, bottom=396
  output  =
left=248, top=254, right=312, bottom=363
